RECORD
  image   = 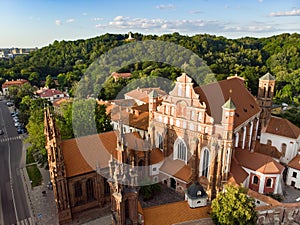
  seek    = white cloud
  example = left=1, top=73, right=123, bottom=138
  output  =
left=55, top=20, right=62, bottom=26
left=156, top=4, right=175, bottom=10
left=189, top=10, right=202, bottom=14
left=258, top=0, right=263, bottom=2
left=91, top=17, right=104, bottom=21
left=94, top=16, right=292, bottom=36
left=270, top=9, right=300, bottom=17
left=66, top=18, right=75, bottom=23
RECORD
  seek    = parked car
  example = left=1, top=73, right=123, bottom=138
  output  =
left=0, top=129, right=4, bottom=135
left=6, top=102, right=13, bottom=107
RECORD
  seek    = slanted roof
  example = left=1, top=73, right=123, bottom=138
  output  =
left=259, top=72, right=275, bottom=81
left=149, top=90, right=158, bottom=98
left=160, top=158, right=192, bottom=182
left=288, top=155, right=300, bottom=170
left=61, top=131, right=118, bottom=177
left=125, top=87, right=167, bottom=102
left=2, top=79, right=29, bottom=88
left=229, top=157, right=248, bottom=185
left=150, top=148, right=164, bottom=164
left=265, top=116, right=300, bottom=139
left=143, top=201, right=210, bottom=225
left=254, top=141, right=282, bottom=159
left=111, top=107, right=149, bottom=131
left=194, top=77, right=260, bottom=127
left=235, top=148, right=284, bottom=174
left=186, top=182, right=207, bottom=199
left=38, top=88, right=64, bottom=98
left=53, top=98, right=71, bottom=107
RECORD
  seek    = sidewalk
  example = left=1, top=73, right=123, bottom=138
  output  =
left=21, top=141, right=59, bottom=225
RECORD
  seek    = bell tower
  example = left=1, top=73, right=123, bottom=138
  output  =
left=257, top=72, right=275, bottom=131
left=44, top=107, right=72, bottom=223
left=109, top=122, right=139, bottom=225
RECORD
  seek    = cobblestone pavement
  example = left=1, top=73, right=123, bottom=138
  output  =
left=282, top=185, right=300, bottom=203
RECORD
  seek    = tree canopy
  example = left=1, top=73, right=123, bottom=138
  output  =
left=0, top=32, right=299, bottom=105
left=211, top=184, right=257, bottom=225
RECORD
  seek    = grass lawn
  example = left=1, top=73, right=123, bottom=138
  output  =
left=26, top=164, right=42, bottom=187
left=26, top=150, right=35, bottom=164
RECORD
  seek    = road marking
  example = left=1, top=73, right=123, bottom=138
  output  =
left=16, top=217, right=34, bottom=225
left=0, top=136, right=22, bottom=143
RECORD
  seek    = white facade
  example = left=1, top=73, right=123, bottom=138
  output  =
left=260, top=132, right=300, bottom=164
left=286, top=167, right=300, bottom=189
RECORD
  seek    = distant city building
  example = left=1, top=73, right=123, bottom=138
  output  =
left=0, top=47, right=37, bottom=58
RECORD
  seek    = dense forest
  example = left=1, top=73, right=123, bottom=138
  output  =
left=0, top=32, right=299, bottom=104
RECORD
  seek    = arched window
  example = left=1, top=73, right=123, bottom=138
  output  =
left=266, top=178, right=272, bottom=187
left=86, top=179, right=94, bottom=201
left=253, top=175, right=259, bottom=185
left=174, top=138, right=187, bottom=162
left=200, top=148, right=210, bottom=177
left=281, top=143, right=287, bottom=157
left=156, top=133, right=163, bottom=150
left=74, top=181, right=82, bottom=197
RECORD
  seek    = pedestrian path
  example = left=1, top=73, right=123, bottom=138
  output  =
left=0, top=135, right=22, bottom=143
left=16, top=217, right=35, bottom=225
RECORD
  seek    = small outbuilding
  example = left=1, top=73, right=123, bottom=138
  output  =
left=185, top=182, right=208, bottom=208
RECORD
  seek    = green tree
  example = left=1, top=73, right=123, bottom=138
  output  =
left=211, top=185, right=257, bottom=225
left=45, top=75, right=55, bottom=88
left=26, top=98, right=48, bottom=167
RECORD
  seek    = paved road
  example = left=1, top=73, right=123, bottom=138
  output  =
left=0, top=100, right=32, bottom=225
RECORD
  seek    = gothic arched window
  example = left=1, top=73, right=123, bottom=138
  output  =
left=174, top=138, right=187, bottom=162
left=74, top=181, right=82, bottom=197
left=86, top=179, right=95, bottom=201
left=156, top=133, right=163, bottom=150
left=200, top=148, right=210, bottom=177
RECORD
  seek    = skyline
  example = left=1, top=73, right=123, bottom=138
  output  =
left=0, top=0, right=299, bottom=48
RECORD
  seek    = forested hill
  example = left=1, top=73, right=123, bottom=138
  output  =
left=0, top=32, right=299, bottom=104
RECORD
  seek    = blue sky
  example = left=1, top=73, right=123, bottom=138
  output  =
left=0, top=0, right=299, bottom=48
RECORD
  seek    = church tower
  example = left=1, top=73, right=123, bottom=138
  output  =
left=44, top=107, right=72, bottom=223
left=148, top=90, right=158, bottom=148
left=220, top=98, right=236, bottom=183
left=257, top=72, right=276, bottom=131
left=109, top=122, right=139, bottom=225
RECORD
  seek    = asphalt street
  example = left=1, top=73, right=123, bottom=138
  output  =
left=0, top=100, right=31, bottom=225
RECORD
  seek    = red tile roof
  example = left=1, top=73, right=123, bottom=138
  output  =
left=254, top=141, right=282, bottom=159
left=111, top=72, right=132, bottom=80
left=125, top=87, right=167, bottom=102
left=2, top=79, right=29, bottom=88
left=288, top=154, right=300, bottom=170
left=160, top=158, right=192, bottom=182
left=61, top=131, right=117, bottom=177
left=229, top=157, right=248, bottom=185
left=265, top=116, right=300, bottom=139
left=143, top=201, right=210, bottom=225
left=38, top=88, right=64, bottom=98
left=194, top=77, right=260, bottom=128
left=235, top=148, right=284, bottom=174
